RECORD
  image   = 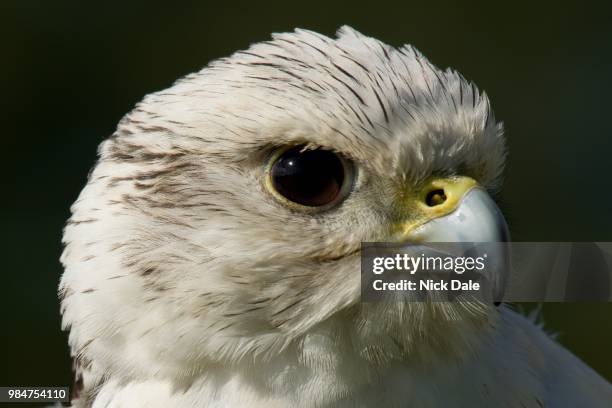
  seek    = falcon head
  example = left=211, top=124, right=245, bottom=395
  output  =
left=60, top=26, right=507, bottom=389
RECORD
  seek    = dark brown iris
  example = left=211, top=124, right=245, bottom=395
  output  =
left=270, top=146, right=345, bottom=207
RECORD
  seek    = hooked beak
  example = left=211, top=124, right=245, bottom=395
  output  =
left=398, top=176, right=509, bottom=243
left=395, top=176, right=510, bottom=303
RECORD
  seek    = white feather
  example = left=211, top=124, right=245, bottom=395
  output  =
left=60, top=26, right=610, bottom=407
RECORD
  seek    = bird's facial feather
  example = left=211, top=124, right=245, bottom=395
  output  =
left=60, top=26, right=505, bottom=382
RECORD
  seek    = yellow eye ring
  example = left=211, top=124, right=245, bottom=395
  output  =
left=264, top=145, right=354, bottom=212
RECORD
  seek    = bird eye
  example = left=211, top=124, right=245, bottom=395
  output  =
left=267, top=145, right=353, bottom=209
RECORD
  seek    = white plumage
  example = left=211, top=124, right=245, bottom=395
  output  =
left=60, top=26, right=612, bottom=407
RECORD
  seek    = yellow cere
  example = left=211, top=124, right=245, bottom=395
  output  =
left=392, top=176, right=478, bottom=239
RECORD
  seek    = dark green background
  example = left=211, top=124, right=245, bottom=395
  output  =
left=2, top=0, right=611, bottom=389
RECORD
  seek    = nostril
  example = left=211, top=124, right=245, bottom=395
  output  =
left=425, top=189, right=447, bottom=207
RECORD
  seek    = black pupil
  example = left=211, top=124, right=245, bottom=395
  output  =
left=271, top=147, right=345, bottom=207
